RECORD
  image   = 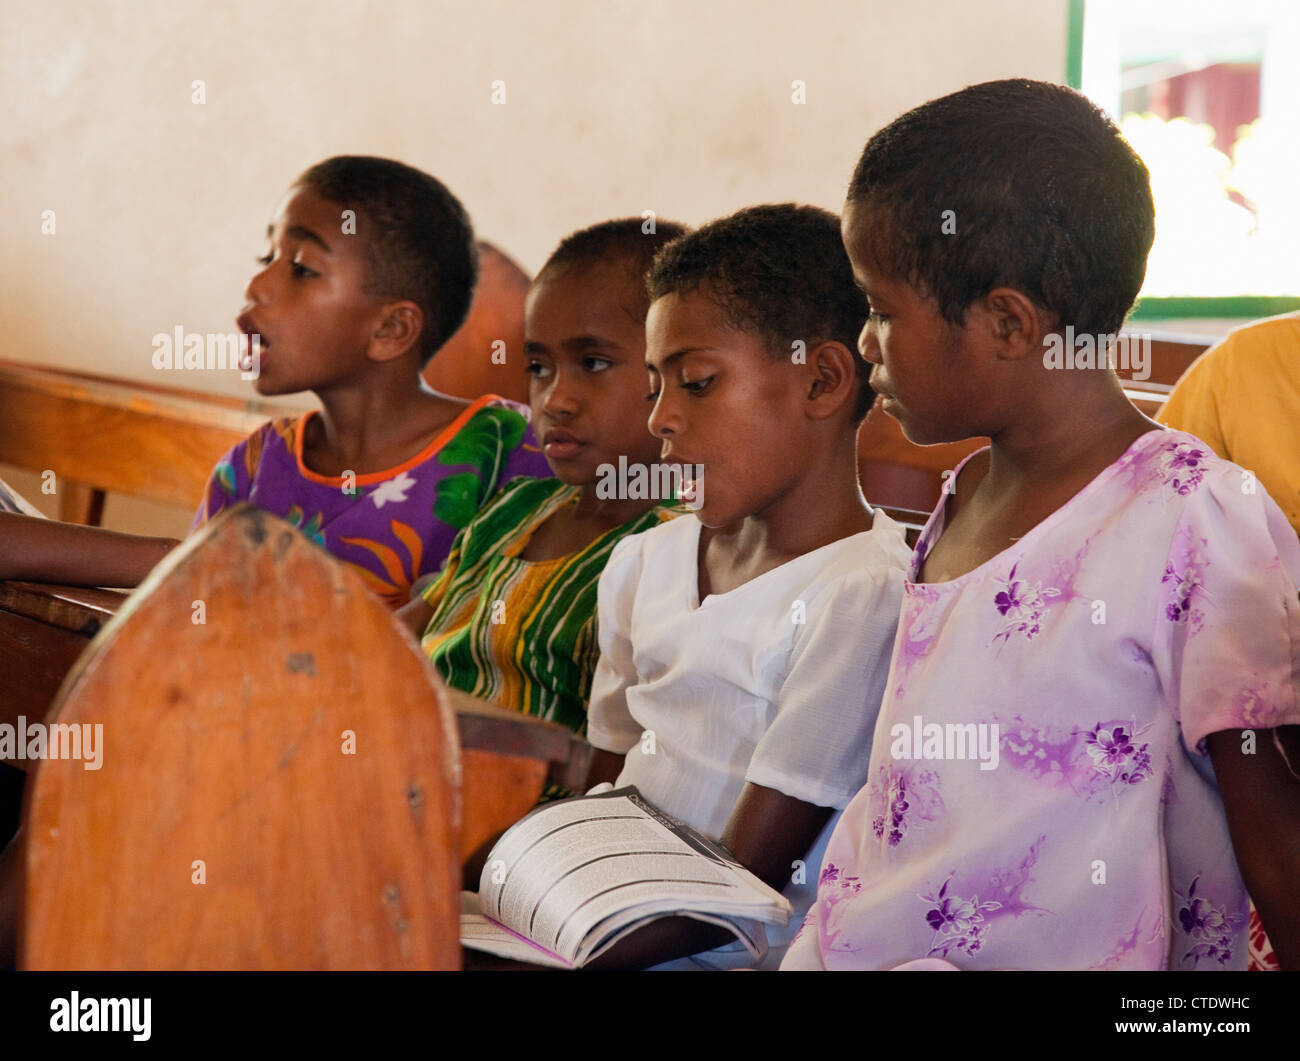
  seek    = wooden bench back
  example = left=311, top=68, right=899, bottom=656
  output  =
left=0, top=359, right=299, bottom=523
left=423, top=241, right=533, bottom=405
left=20, top=505, right=462, bottom=969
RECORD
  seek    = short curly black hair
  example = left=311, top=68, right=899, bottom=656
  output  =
left=646, top=203, right=872, bottom=422
left=296, top=156, right=478, bottom=367
left=847, top=79, right=1155, bottom=339
left=538, top=216, right=690, bottom=320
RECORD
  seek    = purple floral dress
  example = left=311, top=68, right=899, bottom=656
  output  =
left=782, top=429, right=1300, bottom=970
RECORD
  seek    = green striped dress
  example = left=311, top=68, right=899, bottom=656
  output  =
left=420, top=476, right=681, bottom=734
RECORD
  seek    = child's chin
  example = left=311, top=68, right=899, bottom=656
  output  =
left=690, top=502, right=734, bottom=527
left=251, top=374, right=292, bottom=397
left=549, top=463, right=592, bottom=485
left=890, top=409, right=948, bottom=447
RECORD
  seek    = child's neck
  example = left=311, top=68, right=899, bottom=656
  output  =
left=983, top=377, right=1157, bottom=494
left=518, top=485, right=657, bottom=564
left=699, top=438, right=871, bottom=597
left=570, top=485, right=658, bottom=528
left=306, top=374, right=464, bottom=476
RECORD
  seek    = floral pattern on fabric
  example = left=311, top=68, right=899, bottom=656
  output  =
left=1176, top=875, right=1245, bottom=968
left=991, top=561, right=1061, bottom=643
left=868, top=765, right=943, bottom=848
left=779, top=430, right=1300, bottom=971
left=921, top=876, right=1002, bottom=958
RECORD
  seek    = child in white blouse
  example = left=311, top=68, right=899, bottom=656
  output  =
left=581, top=204, right=911, bottom=969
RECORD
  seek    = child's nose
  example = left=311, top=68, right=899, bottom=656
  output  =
left=244, top=260, right=275, bottom=304
left=858, top=320, right=882, bottom=365
left=244, top=272, right=266, bottom=305
left=542, top=368, right=580, bottom=416
left=646, top=392, right=676, bottom=440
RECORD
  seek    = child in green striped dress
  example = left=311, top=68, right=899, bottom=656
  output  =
left=398, top=218, right=690, bottom=734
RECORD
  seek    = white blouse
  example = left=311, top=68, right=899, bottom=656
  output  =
left=586, top=508, right=910, bottom=963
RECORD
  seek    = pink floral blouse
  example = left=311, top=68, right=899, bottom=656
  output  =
left=782, top=429, right=1300, bottom=970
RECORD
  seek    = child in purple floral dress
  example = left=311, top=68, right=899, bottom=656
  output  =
left=783, top=81, right=1300, bottom=971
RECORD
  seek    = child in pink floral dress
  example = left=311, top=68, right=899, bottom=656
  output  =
left=783, top=80, right=1300, bottom=971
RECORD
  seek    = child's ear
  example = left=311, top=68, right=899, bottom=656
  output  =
left=804, top=340, right=858, bottom=421
left=982, top=287, right=1050, bottom=362
left=368, top=302, right=424, bottom=363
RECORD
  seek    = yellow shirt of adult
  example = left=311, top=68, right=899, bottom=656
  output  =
left=1157, top=313, right=1300, bottom=537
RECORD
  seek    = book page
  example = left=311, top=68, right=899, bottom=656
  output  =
left=471, top=787, right=789, bottom=965
left=459, top=892, right=573, bottom=969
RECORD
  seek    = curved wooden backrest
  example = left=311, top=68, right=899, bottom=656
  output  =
left=20, top=504, right=462, bottom=970
left=423, top=241, right=533, bottom=404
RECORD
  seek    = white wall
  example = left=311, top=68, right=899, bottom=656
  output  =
left=1, top=0, right=1069, bottom=534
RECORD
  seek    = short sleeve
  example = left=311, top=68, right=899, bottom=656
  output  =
left=189, top=439, right=253, bottom=534
left=1154, top=463, right=1300, bottom=755
left=1157, top=345, right=1228, bottom=459
left=584, top=534, right=646, bottom=754
left=745, top=565, right=905, bottom=810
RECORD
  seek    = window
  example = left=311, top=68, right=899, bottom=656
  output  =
left=1071, top=0, right=1300, bottom=318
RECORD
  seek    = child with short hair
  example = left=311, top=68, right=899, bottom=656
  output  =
left=580, top=204, right=912, bottom=969
left=783, top=79, right=1300, bottom=971
left=192, top=156, right=551, bottom=607
left=398, top=218, right=688, bottom=737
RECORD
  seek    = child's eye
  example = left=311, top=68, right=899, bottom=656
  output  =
left=681, top=376, right=714, bottom=395
left=526, top=360, right=552, bottom=379
left=255, top=252, right=273, bottom=267
left=291, top=261, right=317, bottom=279
left=645, top=389, right=660, bottom=403
left=583, top=356, right=612, bottom=373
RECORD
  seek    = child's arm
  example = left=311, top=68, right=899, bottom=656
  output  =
left=1207, top=726, right=1300, bottom=970
left=583, top=748, right=626, bottom=789
left=0, top=513, right=176, bottom=587
left=582, top=782, right=833, bottom=970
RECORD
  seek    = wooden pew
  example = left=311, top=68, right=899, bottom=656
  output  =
left=18, top=505, right=462, bottom=969
left=856, top=329, right=1214, bottom=513
left=0, top=359, right=301, bottom=525
left=0, top=581, right=586, bottom=871
left=423, top=241, right=533, bottom=406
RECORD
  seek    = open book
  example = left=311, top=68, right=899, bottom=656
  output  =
left=460, top=787, right=792, bottom=969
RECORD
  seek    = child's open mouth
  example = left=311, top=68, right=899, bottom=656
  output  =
left=236, top=314, right=271, bottom=371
